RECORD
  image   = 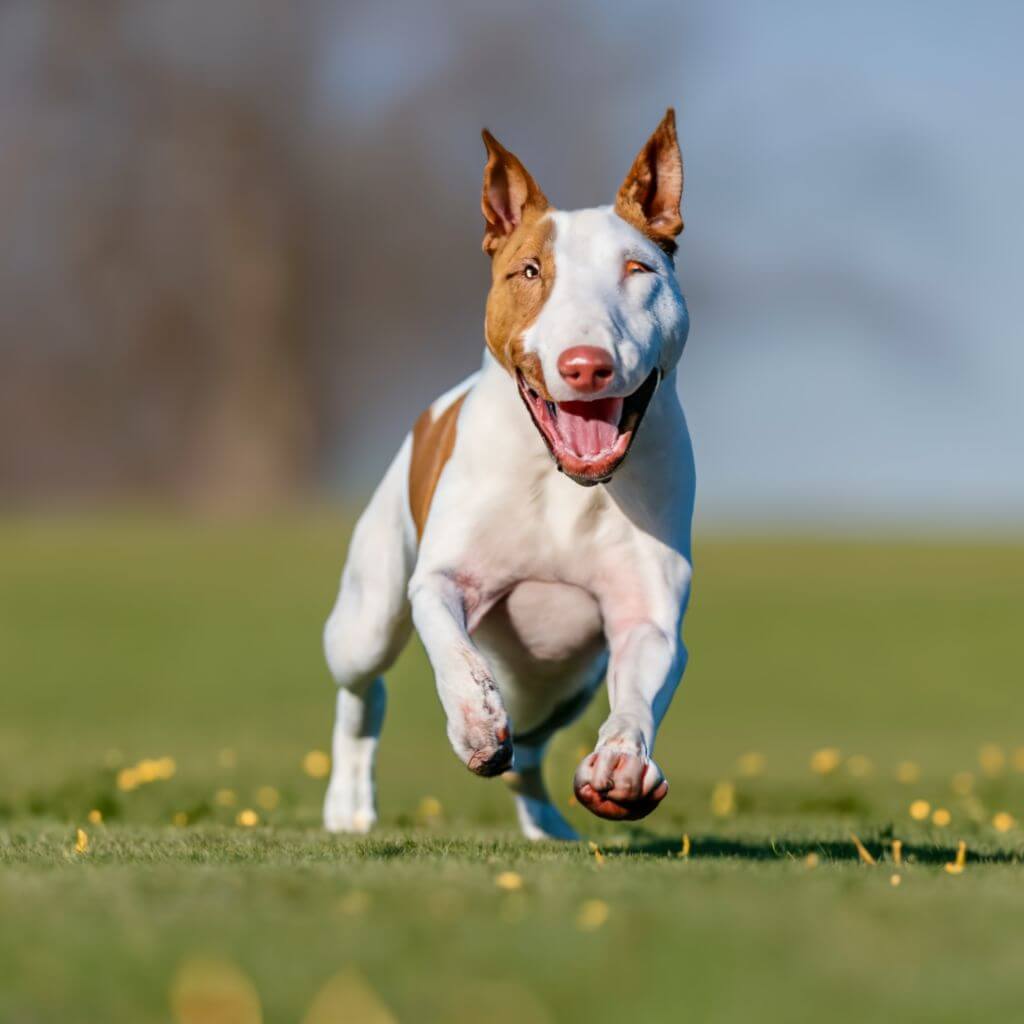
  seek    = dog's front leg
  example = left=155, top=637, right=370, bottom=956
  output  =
left=409, top=571, right=513, bottom=776
left=574, top=562, right=692, bottom=821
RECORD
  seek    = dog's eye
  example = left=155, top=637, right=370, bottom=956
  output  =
left=523, top=262, right=540, bottom=280
left=625, top=259, right=653, bottom=275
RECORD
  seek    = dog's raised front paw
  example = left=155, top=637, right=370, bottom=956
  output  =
left=572, top=746, right=667, bottom=821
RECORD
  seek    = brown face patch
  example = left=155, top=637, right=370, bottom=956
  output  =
left=408, top=393, right=467, bottom=539
left=484, top=209, right=556, bottom=397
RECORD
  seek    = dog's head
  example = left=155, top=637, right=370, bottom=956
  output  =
left=481, top=109, right=689, bottom=485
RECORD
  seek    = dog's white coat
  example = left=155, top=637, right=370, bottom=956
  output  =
left=323, top=205, right=694, bottom=838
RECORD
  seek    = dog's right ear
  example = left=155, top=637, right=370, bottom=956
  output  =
left=481, top=130, right=548, bottom=255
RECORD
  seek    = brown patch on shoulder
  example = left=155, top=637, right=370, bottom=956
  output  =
left=408, top=394, right=468, bottom=539
left=484, top=208, right=556, bottom=397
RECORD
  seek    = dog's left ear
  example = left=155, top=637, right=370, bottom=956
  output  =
left=615, top=108, right=684, bottom=254
left=481, top=130, right=549, bottom=255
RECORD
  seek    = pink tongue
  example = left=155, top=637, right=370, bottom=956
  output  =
left=555, top=398, right=624, bottom=457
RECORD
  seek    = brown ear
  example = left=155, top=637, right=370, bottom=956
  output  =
left=481, top=129, right=548, bottom=255
left=615, top=108, right=684, bottom=254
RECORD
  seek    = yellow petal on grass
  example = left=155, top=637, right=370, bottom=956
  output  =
left=679, top=834, right=691, bottom=858
left=416, top=796, right=443, bottom=823
left=588, top=841, right=605, bottom=866
left=495, top=871, right=523, bottom=891
left=710, top=781, right=736, bottom=817
left=849, top=832, right=876, bottom=866
left=895, top=760, right=921, bottom=784
left=804, top=852, right=820, bottom=868
left=736, top=752, right=765, bottom=777
left=978, top=743, right=1006, bottom=777
left=944, top=840, right=967, bottom=875
left=891, top=839, right=903, bottom=865
left=909, top=799, right=931, bottom=821
left=170, top=955, right=262, bottom=1024
left=810, top=748, right=841, bottom=775
left=87, top=809, right=103, bottom=825
left=890, top=874, right=902, bottom=887
left=302, top=967, right=397, bottom=1024
left=992, top=812, right=1016, bottom=833
left=255, top=786, right=280, bottom=811
left=117, top=768, right=140, bottom=792
left=236, top=809, right=259, bottom=828
left=931, top=807, right=952, bottom=827
left=303, top=750, right=331, bottom=779
left=74, top=828, right=89, bottom=855
left=576, top=899, right=610, bottom=932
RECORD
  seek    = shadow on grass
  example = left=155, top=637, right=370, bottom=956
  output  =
left=618, top=833, right=1022, bottom=866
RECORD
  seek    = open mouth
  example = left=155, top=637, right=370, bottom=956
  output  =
left=516, top=369, right=660, bottom=485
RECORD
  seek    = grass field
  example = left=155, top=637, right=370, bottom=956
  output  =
left=1, top=517, right=1022, bottom=1023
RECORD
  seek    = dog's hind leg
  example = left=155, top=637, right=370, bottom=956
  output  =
left=322, top=437, right=415, bottom=833
left=505, top=742, right=579, bottom=841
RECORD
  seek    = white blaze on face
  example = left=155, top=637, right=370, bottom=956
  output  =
left=522, top=206, right=689, bottom=405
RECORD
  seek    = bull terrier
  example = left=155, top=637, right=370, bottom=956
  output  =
left=323, top=109, right=694, bottom=839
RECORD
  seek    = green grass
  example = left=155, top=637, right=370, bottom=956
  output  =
left=1, top=517, right=1022, bottom=1023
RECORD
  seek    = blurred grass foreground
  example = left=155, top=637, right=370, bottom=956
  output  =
left=1, top=517, right=1022, bottom=1023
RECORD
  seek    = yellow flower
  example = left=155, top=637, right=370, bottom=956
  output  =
left=256, top=786, right=280, bottom=811
left=87, top=809, right=103, bottom=825
left=804, top=852, right=820, bottom=868
left=170, top=957, right=262, bottom=1024
left=116, top=768, right=139, bottom=792
left=810, top=748, right=841, bottom=775
left=909, top=799, right=931, bottom=821
left=679, top=834, right=691, bottom=858
left=74, top=828, right=89, bottom=854
left=303, top=750, right=331, bottom=779
left=155, top=756, right=177, bottom=780
left=576, top=899, right=610, bottom=932
left=891, top=839, right=903, bottom=865
left=931, top=807, right=952, bottom=827
left=890, top=873, right=901, bottom=887
left=978, top=743, right=1006, bottom=777
left=710, top=781, right=736, bottom=817
left=588, top=841, right=605, bottom=866
left=302, top=967, right=397, bottom=1024
left=992, top=812, right=1015, bottom=833
left=236, top=808, right=259, bottom=827
left=736, top=752, right=765, bottom=777
left=416, top=796, right=443, bottom=823
left=895, top=760, right=921, bottom=784
left=494, top=871, right=523, bottom=891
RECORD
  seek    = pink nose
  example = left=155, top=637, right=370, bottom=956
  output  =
left=557, top=346, right=615, bottom=394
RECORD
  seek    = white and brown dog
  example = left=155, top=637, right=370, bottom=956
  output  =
left=323, top=110, right=694, bottom=840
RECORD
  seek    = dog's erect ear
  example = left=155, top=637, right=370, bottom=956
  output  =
left=615, top=108, right=684, bottom=254
left=481, top=130, right=548, bottom=255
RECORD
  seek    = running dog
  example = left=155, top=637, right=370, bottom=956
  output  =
left=323, top=109, right=694, bottom=839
